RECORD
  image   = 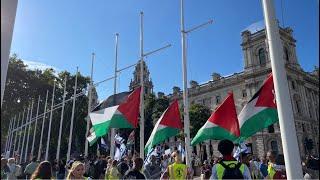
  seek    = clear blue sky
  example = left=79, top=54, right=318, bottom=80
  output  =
left=11, top=0, right=319, bottom=101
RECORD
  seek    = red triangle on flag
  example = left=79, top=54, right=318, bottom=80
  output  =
left=159, top=100, right=183, bottom=129
left=118, top=87, right=141, bottom=128
left=255, top=73, right=277, bottom=108
left=207, top=92, right=240, bottom=137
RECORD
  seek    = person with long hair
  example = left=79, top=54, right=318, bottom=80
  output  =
left=66, top=161, right=88, bottom=180
left=31, top=161, right=53, bottom=180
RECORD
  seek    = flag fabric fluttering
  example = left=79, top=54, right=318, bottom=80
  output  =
left=114, top=134, right=127, bottom=160
left=89, top=87, right=141, bottom=138
left=127, top=130, right=135, bottom=145
left=100, top=137, right=108, bottom=151
left=191, top=92, right=240, bottom=145
left=178, top=142, right=185, bottom=162
left=233, top=142, right=249, bottom=161
left=237, top=74, right=278, bottom=142
left=145, top=100, right=183, bottom=154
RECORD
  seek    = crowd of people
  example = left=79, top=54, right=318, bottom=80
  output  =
left=1, top=139, right=319, bottom=179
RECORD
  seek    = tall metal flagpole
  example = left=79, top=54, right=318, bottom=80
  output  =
left=67, top=67, right=79, bottom=162
left=110, top=33, right=119, bottom=159
left=20, top=105, right=30, bottom=164
left=5, top=118, right=13, bottom=153
left=9, top=116, right=17, bottom=156
left=31, top=95, right=41, bottom=158
left=24, top=100, right=34, bottom=162
left=38, top=90, right=49, bottom=161
left=262, top=0, right=303, bottom=178
left=85, top=53, right=95, bottom=157
left=17, top=108, right=25, bottom=159
left=13, top=113, right=21, bottom=154
left=45, top=81, right=56, bottom=161
left=180, top=0, right=191, bottom=167
left=180, top=0, right=213, bottom=168
left=56, top=77, right=67, bottom=161
left=139, top=11, right=145, bottom=159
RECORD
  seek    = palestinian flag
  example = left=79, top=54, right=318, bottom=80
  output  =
left=237, top=73, right=278, bottom=142
left=87, top=127, right=97, bottom=146
left=191, top=92, right=240, bottom=145
left=145, top=100, right=182, bottom=153
left=127, top=130, right=135, bottom=145
left=89, top=87, right=141, bottom=138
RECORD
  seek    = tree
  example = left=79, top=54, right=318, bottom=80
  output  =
left=1, top=54, right=90, bottom=161
left=189, top=104, right=211, bottom=138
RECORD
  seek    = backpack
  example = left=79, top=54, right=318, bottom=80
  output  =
left=219, top=161, right=244, bottom=179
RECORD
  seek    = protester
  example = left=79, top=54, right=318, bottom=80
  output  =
left=161, top=154, right=169, bottom=173
left=98, top=155, right=108, bottom=179
left=105, top=158, right=113, bottom=179
left=7, top=157, right=22, bottom=179
left=166, top=151, right=188, bottom=180
left=66, top=161, right=88, bottom=180
left=24, top=157, right=39, bottom=179
left=144, top=155, right=162, bottom=179
left=210, top=139, right=251, bottom=179
left=201, top=160, right=212, bottom=180
left=31, top=161, right=53, bottom=180
left=105, top=160, right=120, bottom=179
left=259, top=156, right=268, bottom=178
left=117, top=158, right=130, bottom=178
left=266, top=151, right=287, bottom=179
left=123, top=157, right=146, bottom=179
left=57, top=159, right=66, bottom=179
left=1, top=158, right=10, bottom=179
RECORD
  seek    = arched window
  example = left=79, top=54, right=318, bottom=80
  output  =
left=258, top=48, right=266, bottom=65
left=284, top=47, right=289, bottom=61
left=271, top=140, right=278, bottom=153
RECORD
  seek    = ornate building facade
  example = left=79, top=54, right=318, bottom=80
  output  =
left=129, top=60, right=154, bottom=95
left=165, top=26, right=319, bottom=159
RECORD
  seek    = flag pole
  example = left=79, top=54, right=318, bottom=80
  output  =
left=8, top=116, right=16, bottom=156
left=57, top=77, right=67, bottom=161
left=110, top=33, right=119, bottom=159
left=5, top=118, right=13, bottom=153
left=13, top=113, right=21, bottom=154
left=17, top=108, right=25, bottom=160
left=45, top=80, right=56, bottom=161
left=20, top=105, right=30, bottom=164
left=25, top=100, right=34, bottom=162
left=38, top=90, right=49, bottom=161
left=262, top=0, right=303, bottom=178
left=180, top=0, right=191, bottom=168
left=179, top=0, right=212, bottom=168
left=85, top=53, right=95, bottom=157
left=139, top=11, right=145, bottom=160
left=67, top=67, right=79, bottom=162
left=31, top=95, right=41, bottom=158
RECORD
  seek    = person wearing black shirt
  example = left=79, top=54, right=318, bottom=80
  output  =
left=123, top=157, right=145, bottom=179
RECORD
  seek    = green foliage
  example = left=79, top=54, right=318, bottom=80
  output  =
left=189, top=103, right=211, bottom=138
left=1, top=54, right=90, bottom=161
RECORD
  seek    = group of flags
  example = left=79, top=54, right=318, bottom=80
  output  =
left=86, top=73, right=278, bottom=157
left=192, top=73, right=277, bottom=145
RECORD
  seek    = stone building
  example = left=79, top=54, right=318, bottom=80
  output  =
left=129, top=60, right=154, bottom=94
left=165, top=26, right=319, bottom=160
